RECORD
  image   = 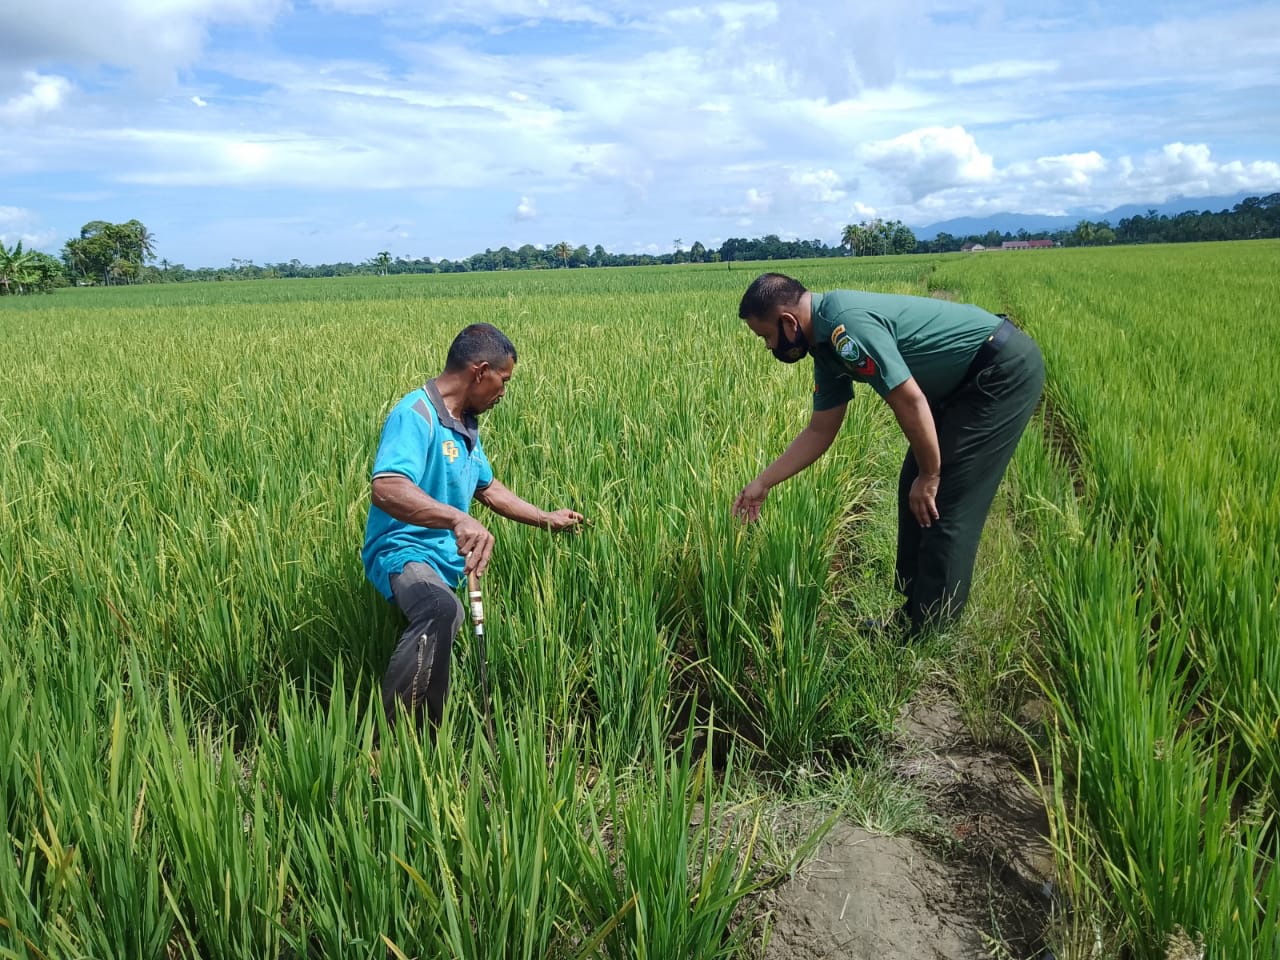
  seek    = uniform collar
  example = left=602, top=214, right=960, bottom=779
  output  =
left=424, top=378, right=480, bottom=450
left=809, top=292, right=827, bottom=352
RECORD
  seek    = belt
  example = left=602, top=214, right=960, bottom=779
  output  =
left=960, top=316, right=1016, bottom=385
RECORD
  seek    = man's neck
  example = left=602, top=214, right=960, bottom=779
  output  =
left=797, top=291, right=815, bottom=341
left=432, top=371, right=470, bottom=420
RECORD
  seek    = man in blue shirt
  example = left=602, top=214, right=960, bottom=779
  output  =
left=363, top=323, right=583, bottom=732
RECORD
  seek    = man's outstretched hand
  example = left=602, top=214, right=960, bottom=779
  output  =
left=542, top=508, right=585, bottom=531
left=732, top=478, right=770, bottom=523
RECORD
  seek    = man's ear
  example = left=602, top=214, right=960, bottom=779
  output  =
left=472, top=361, right=490, bottom=382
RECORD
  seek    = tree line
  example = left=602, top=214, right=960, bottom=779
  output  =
left=918, top=193, right=1280, bottom=253
left=1, top=195, right=1276, bottom=294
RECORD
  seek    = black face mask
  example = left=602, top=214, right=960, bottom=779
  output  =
left=771, top=317, right=809, bottom=363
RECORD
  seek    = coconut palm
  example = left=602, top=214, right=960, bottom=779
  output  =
left=554, top=241, right=571, bottom=268
left=840, top=223, right=858, bottom=256
left=122, top=220, right=156, bottom=263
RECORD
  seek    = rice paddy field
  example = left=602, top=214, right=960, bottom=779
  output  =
left=1, top=240, right=1277, bottom=958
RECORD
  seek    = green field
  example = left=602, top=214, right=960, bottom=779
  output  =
left=2, top=242, right=1277, bottom=957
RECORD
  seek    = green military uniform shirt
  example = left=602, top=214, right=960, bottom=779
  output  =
left=809, top=291, right=1003, bottom=410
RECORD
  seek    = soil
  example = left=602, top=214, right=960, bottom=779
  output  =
left=756, top=696, right=1056, bottom=959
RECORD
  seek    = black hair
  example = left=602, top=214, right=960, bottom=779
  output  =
left=738, top=273, right=808, bottom=320
left=444, top=323, right=517, bottom=372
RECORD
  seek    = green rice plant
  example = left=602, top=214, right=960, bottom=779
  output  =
left=41, top=696, right=170, bottom=959
left=581, top=573, right=678, bottom=763
left=147, top=684, right=295, bottom=957
left=575, top=716, right=770, bottom=960
left=0, top=655, right=173, bottom=960
left=378, top=709, right=607, bottom=959
left=934, top=241, right=1280, bottom=956
left=266, top=676, right=424, bottom=958
left=1036, top=532, right=1277, bottom=956
left=0, top=666, right=61, bottom=958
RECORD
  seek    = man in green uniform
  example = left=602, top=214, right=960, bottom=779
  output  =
left=732, top=272, right=1045, bottom=638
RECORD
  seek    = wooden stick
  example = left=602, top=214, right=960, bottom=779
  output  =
left=467, top=572, right=496, bottom=751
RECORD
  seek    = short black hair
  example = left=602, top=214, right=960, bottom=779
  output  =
left=444, top=323, right=517, bottom=372
left=738, top=273, right=808, bottom=320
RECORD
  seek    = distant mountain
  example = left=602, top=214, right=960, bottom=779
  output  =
left=913, top=192, right=1259, bottom=240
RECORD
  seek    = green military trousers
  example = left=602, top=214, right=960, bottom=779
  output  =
left=895, top=325, right=1045, bottom=636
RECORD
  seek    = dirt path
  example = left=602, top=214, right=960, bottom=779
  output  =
left=758, top=696, right=1056, bottom=959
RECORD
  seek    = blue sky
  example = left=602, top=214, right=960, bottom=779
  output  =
left=3, top=0, right=1279, bottom=267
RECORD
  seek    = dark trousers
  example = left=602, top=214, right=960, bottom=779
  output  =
left=896, top=326, right=1045, bottom=635
left=384, top=562, right=464, bottom=731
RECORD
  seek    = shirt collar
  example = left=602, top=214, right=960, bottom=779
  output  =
left=809, top=292, right=826, bottom=353
left=424, top=378, right=480, bottom=450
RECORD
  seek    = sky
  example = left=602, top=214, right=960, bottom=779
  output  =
left=3, top=0, right=1280, bottom=268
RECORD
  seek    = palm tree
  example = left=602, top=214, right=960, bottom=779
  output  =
left=375, top=251, right=391, bottom=276
left=554, top=241, right=571, bottom=268
left=123, top=220, right=156, bottom=263
left=62, top=239, right=89, bottom=285
left=109, top=257, right=137, bottom=285
left=841, top=223, right=859, bottom=256
left=1073, top=220, right=1098, bottom=246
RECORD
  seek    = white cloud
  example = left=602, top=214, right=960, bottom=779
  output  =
left=860, top=126, right=996, bottom=200
left=191, top=96, right=208, bottom=107
left=0, top=206, right=35, bottom=226
left=329, top=0, right=621, bottom=28
left=0, top=0, right=287, bottom=82
left=515, top=195, right=537, bottom=219
left=1115, top=142, right=1280, bottom=200
left=0, top=206, right=57, bottom=251
left=715, top=184, right=774, bottom=219
left=788, top=168, right=846, bottom=204
left=0, top=227, right=59, bottom=251
left=720, top=2, right=924, bottom=99
left=745, top=188, right=772, bottom=213
left=881, top=138, right=1280, bottom=226
left=0, top=71, right=71, bottom=122
left=950, top=59, right=1059, bottom=85
left=1006, top=151, right=1108, bottom=196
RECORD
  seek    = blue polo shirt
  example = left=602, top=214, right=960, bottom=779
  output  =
left=361, top=379, right=494, bottom=598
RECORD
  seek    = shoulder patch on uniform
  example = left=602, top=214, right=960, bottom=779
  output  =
left=835, top=338, right=877, bottom=378
left=832, top=324, right=859, bottom=363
